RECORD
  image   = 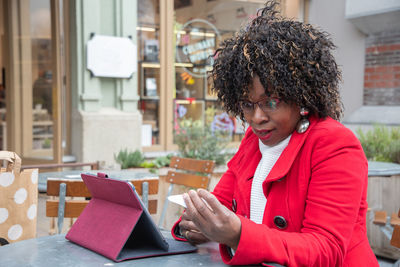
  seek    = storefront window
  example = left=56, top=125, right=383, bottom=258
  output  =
left=137, top=0, right=161, bottom=147
left=173, top=0, right=264, bottom=143
left=137, top=0, right=306, bottom=150
left=30, top=0, right=54, bottom=155
left=2, top=0, right=65, bottom=161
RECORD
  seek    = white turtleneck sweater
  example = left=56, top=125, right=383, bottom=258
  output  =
left=250, top=135, right=291, bottom=224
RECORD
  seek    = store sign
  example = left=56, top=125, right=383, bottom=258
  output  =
left=176, top=19, right=220, bottom=78
left=87, top=35, right=137, bottom=78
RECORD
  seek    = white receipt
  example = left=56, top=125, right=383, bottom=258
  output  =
left=168, top=194, right=187, bottom=208
left=167, top=194, right=213, bottom=211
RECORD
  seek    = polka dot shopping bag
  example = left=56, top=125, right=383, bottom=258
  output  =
left=0, top=151, right=38, bottom=244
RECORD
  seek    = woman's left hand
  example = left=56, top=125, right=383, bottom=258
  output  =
left=183, top=189, right=241, bottom=250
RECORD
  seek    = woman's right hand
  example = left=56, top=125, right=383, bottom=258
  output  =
left=179, top=214, right=210, bottom=244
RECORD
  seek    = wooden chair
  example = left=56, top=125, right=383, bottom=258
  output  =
left=390, top=209, right=400, bottom=248
left=372, top=208, right=400, bottom=265
left=158, top=156, right=215, bottom=228
left=373, top=209, right=400, bottom=248
left=390, top=211, right=400, bottom=227
left=373, top=209, right=400, bottom=227
left=373, top=210, right=388, bottom=225
left=46, top=177, right=159, bottom=234
left=21, top=161, right=100, bottom=234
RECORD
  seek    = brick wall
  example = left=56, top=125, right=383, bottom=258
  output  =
left=364, top=30, right=400, bottom=105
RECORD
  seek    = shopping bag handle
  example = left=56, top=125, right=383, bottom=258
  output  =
left=0, top=151, right=21, bottom=173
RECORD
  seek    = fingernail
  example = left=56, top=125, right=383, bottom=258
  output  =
left=189, top=190, right=196, bottom=196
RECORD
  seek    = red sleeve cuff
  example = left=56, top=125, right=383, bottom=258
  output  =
left=219, top=215, right=277, bottom=265
left=171, top=217, right=187, bottom=241
left=219, top=244, right=235, bottom=262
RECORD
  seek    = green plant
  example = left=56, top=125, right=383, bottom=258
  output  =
left=153, top=154, right=173, bottom=168
left=142, top=154, right=173, bottom=174
left=174, top=119, right=231, bottom=166
left=387, top=139, right=400, bottom=163
left=139, top=161, right=155, bottom=168
left=114, top=149, right=145, bottom=169
left=357, top=125, right=400, bottom=164
left=42, top=138, right=52, bottom=149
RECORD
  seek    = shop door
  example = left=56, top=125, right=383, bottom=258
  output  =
left=1, top=0, right=64, bottom=165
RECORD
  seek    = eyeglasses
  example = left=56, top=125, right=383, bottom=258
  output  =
left=239, top=97, right=280, bottom=114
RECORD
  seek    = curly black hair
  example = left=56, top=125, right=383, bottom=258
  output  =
left=210, top=0, right=343, bottom=121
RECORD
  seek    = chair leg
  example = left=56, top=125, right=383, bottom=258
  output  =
left=69, top=218, right=74, bottom=230
left=49, top=218, right=56, bottom=235
left=57, top=183, right=67, bottom=234
left=158, top=184, right=174, bottom=229
left=142, top=182, right=148, bottom=210
left=49, top=196, right=56, bottom=235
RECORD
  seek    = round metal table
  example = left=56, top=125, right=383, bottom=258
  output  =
left=38, top=169, right=158, bottom=193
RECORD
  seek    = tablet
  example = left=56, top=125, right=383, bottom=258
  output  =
left=65, top=172, right=196, bottom=262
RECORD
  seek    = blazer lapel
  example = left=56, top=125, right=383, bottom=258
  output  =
left=228, top=130, right=260, bottom=212
left=228, top=116, right=321, bottom=209
left=265, top=116, right=320, bottom=182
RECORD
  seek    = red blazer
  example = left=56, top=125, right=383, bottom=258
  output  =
left=172, top=117, right=378, bottom=267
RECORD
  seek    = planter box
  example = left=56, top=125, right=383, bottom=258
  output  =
left=367, top=161, right=400, bottom=260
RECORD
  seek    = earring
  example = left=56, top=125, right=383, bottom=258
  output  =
left=296, top=107, right=310, bottom=134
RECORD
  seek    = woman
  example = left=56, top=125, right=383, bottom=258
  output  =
left=171, top=1, right=379, bottom=266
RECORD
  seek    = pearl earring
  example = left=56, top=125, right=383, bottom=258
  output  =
left=296, top=107, right=310, bottom=134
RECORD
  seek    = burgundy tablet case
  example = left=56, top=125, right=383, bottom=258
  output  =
left=65, top=173, right=196, bottom=262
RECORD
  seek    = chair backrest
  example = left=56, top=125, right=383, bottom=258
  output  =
left=25, top=161, right=97, bottom=234
left=46, top=177, right=158, bottom=234
left=158, top=157, right=215, bottom=228
left=373, top=208, right=400, bottom=249
left=165, top=157, right=215, bottom=188
left=373, top=210, right=387, bottom=225
left=391, top=209, right=400, bottom=248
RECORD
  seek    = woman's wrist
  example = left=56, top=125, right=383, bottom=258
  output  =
left=225, top=215, right=241, bottom=250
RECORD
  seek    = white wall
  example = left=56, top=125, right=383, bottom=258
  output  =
left=308, top=0, right=366, bottom=120
left=346, top=0, right=400, bottom=18
left=71, top=108, right=142, bottom=169
left=69, top=0, right=142, bottom=167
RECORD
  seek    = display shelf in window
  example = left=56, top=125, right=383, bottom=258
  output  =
left=32, top=108, right=53, bottom=150
left=174, top=99, right=205, bottom=128
left=139, top=62, right=160, bottom=100
left=137, top=24, right=159, bottom=62
left=204, top=101, right=246, bottom=143
left=175, top=66, right=206, bottom=100
left=143, top=39, right=159, bottom=62
left=140, top=62, right=212, bottom=100
left=139, top=99, right=160, bottom=145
